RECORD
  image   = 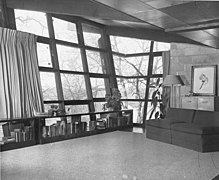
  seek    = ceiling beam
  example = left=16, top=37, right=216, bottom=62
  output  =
left=105, top=25, right=204, bottom=46
left=166, top=20, right=219, bottom=33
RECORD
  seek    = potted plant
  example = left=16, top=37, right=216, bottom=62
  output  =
left=103, top=88, right=122, bottom=111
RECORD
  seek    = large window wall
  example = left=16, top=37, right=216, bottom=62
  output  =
left=110, top=36, right=170, bottom=124
left=14, top=10, right=111, bottom=123
left=14, top=9, right=170, bottom=124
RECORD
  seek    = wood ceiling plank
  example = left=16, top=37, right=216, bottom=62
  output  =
left=133, top=10, right=186, bottom=29
left=205, top=28, right=219, bottom=38
left=6, top=0, right=144, bottom=23
left=178, top=30, right=216, bottom=41
left=160, top=2, right=219, bottom=25
left=166, top=21, right=219, bottom=33
left=142, top=0, right=189, bottom=9
left=93, top=0, right=154, bottom=14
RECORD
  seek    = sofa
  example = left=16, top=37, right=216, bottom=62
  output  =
left=146, top=108, right=219, bottom=152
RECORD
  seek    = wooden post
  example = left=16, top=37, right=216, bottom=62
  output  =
left=0, top=0, right=16, bottom=29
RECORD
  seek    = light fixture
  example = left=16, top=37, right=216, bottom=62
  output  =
left=163, top=75, right=184, bottom=107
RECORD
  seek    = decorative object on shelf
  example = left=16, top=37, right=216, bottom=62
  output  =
left=191, top=65, right=217, bottom=96
left=48, top=105, right=65, bottom=116
left=163, top=75, right=184, bottom=108
left=103, top=88, right=122, bottom=111
left=149, top=78, right=170, bottom=119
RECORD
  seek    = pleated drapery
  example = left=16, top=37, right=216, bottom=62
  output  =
left=0, top=27, right=44, bottom=118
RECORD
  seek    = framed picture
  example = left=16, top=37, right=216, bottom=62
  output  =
left=191, top=65, right=217, bottom=96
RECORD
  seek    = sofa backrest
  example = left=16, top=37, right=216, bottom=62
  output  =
left=165, top=108, right=194, bottom=123
left=193, top=111, right=219, bottom=126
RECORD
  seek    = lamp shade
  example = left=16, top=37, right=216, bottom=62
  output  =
left=163, top=75, right=184, bottom=86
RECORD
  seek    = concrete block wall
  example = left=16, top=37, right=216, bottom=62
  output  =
left=170, top=43, right=219, bottom=96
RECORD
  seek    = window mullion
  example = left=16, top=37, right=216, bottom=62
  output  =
left=46, top=13, right=65, bottom=109
left=143, top=41, right=154, bottom=123
left=76, top=22, right=95, bottom=113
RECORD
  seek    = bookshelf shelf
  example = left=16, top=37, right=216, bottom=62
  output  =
left=39, top=109, right=133, bottom=145
left=0, top=117, right=38, bottom=152
left=40, top=124, right=133, bottom=144
left=0, top=109, right=133, bottom=151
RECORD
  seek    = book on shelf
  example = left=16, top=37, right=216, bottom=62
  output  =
left=60, top=121, right=66, bottom=135
left=71, top=116, right=81, bottom=124
left=66, top=123, right=71, bottom=135
left=2, top=123, right=10, bottom=137
left=48, top=124, right=56, bottom=137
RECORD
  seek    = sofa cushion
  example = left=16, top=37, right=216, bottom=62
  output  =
left=171, top=123, right=219, bottom=135
left=165, top=108, right=195, bottom=123
left=193, top=111, right=219, bottom=126
left=146, top=119, right=184, bottom=129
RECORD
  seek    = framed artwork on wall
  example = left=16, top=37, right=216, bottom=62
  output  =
left=191, top=65, right=217, bottom=96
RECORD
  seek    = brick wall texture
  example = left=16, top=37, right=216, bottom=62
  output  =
left=170, top=43, right=219, bottom=96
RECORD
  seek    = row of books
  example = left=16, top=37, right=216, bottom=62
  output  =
left=1, top=125, right=33, bottom=143
left=96, top=115, right=132, bottom=129
left=42, top=114, right=132, bottom=138
left=42, top=121, right=88, bottom=138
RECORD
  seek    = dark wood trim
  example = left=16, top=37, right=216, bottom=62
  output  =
left=0, top=0, right=16, bottom=29
left=143, top=41, right=154, bottom=124
left=43, top=100, right=63, bottom=104
left=166, top=19, right=219, bottom=33
left=37, top=36, right=50, bottom=44
left=121, top=99, right=145, bottom=102
left=125, top=52, right=150, bottom=57
left=111, top=51, right=126, bottom=57
left=55, top=39, right=80, bottom=48
left=84, top=45, right=106, bottom=52
left=64, top=100, right=91, bottom=105
left=116, top=75, right=148, bottom=79
left=93, top=98, right=106, bottom=102
left=76, top=22, right=95, bottom=114
left=104, top=34, right=118, bottom=89
left=46, top=13, right=65, bottom=110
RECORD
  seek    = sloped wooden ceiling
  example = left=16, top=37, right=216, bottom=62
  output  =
left=5, top=0, right=219, bottom=49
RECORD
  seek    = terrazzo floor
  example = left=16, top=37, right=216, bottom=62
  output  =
left=1, top=130, right=219, bottom=180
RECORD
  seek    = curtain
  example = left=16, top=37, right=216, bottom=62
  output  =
left=0, top=27, right=44, bottom=118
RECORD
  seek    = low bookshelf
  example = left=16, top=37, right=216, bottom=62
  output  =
left=0, top=117, right=38, bottom=151
left=0, top=109, right=133, bottom=151
left=39, top=109, right=133, bottom=144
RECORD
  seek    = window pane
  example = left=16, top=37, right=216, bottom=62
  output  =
left=148, top=78, right=163, bottom=99
left=94, top=102, right=105, bottom=112
left=53, top=18, right=78, bottom=43
left=113, top=55, right=148, bottom=76
left=117, top=78, right=146, bottom=99
left=122, top=101, right=144, bottom=124
left=45, top=117, right=61, bottom=126
left=37, top=43, right=52, bottom=67
left=81, top=115, right=90, bottom=124
left=15, top=9, right=48, bottom=37
left=90, top=78, right=106, bottom=98
left=44, top=103, right=60, bottom=113
left=65, top=105, right=89, bottom=114
left=110, top=36, right=151, bottom=54
left=153, top=42, right=170, bottom=52
left=61, top=74, right=87, bottom=100
left=86, top=50, right=106, bottom=74
left=82, top=24, right=102, bottom=48
left=153, top=56, right=163, bottom=74
left=57, top=45, right=83, bottom=71
left=40, top=72, right=58, bottom=101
